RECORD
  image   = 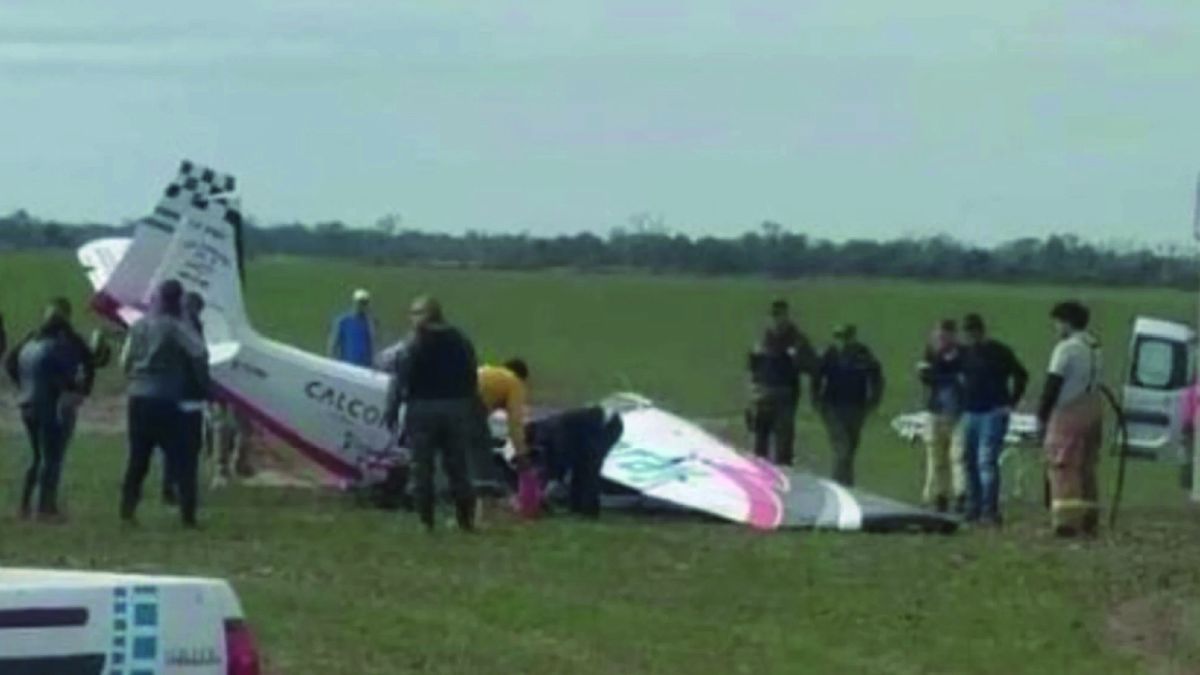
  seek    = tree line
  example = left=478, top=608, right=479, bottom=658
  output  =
left=0, top=209, right=1194, bottom=289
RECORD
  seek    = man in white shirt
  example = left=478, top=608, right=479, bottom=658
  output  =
left=1036, top=300, right=1104, bottom=538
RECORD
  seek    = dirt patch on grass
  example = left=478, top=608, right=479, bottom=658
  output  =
left=1107, top=594, right=1200, bottom=675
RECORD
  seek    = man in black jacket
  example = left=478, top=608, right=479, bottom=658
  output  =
left=384, top=296, right=478, bottom=532
left=747, top=300, right=818, bottom=466
left=959, top=313, right=1029, bottom=526
left=814, top=325, right=885, bottom=486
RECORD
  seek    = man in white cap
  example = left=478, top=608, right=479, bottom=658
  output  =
left=328, top=288, right=378, bottom=368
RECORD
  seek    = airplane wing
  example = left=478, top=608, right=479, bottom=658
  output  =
left=604, top=398, right=958, bottom=533
left=604, top=405, right=787, bottom=530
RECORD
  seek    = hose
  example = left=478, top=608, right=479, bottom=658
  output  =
left=1098, top=385, right=1130, bottom=529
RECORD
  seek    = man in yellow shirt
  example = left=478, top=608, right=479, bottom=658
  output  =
left=477, top=359, right=531, bottom=464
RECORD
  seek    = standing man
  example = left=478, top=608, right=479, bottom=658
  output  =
left=384, top=296, right=478, bottom=532
left=4, top=309, right=80, bottom=521
left=476, top=358, right=531, bottom=493
left=1037, top=301, right=1104, bottom=538
left=120, top=279, right=208, bottom=527
left=814, top=325, right=885, bottom=486
left=960, top=313, right=1028, bottom=526
left=747, top=299, right=818, bottom=466
left=328, top=289, right=377, bottom=368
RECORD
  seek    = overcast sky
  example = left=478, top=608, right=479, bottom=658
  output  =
left=1, top=1, right=1197, bottom=243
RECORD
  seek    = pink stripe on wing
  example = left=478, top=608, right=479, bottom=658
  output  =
left=710, top=461, right=784, bottom=531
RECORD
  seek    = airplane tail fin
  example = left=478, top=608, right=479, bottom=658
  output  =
left=93, top=161, right=250, bottom=342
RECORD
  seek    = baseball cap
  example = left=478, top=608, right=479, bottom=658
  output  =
left=353, top=289, right=371, bottom=303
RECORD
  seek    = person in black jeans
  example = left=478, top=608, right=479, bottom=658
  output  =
left=5, top=312, right=80, bottom=521
left=384, top=296, right=478, bottom=532
left=813, top=324, right=885, bottom=486
left=119, top=279, right=208, bottom=527
left=162, top=291, right=211, bottom=511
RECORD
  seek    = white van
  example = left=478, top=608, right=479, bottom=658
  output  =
left=1123, top=317, right=1196, bottom=462
left=0, top=568, right=261, bottom=675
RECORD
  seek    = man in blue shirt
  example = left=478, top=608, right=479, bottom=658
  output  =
left=328, top=289, right=377, bottom=368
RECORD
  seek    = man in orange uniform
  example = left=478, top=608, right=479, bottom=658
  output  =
left=475, top=358, right=531, bottom=493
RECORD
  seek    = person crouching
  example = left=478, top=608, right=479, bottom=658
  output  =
left=1037, top=301, right=1104, bottom=538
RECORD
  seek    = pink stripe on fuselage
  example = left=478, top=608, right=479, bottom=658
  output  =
left=214, top=384, right=361, bottom=482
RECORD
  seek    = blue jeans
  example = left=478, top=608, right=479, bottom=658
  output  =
left=962, top=409, right=1010, bottom=521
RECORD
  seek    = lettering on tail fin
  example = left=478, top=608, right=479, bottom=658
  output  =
left=96, top=160, right=245, bottom=316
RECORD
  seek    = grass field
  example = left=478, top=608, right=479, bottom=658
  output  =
left=1, top=251, right=1199, bottom=674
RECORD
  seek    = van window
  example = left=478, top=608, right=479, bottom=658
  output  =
left=1131, top=338, right=1188, bottom=390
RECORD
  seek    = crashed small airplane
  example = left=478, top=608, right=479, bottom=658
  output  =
left=79, top=161, right=957, bottom=534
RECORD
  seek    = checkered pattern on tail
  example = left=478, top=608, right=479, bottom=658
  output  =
left=177, top=159, right=236, bottom=196
left=155, top=161, right=244, bottom=230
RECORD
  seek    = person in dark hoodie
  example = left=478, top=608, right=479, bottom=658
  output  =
left=384, top=295, right=478, bottom=532
left=119, top=279, right=208, bottom=527
left=4, top=308, right=82, bottom=521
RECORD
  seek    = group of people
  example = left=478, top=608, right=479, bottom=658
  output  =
left=747, top=299, right=886, bottom=487
left=0, top=279, right=1115, bottom=538
left=746, top=296, right=1106, bottom=537
left=1, top=281, right=257, bottom=528
left=919, top=303, right=1106, bottom=536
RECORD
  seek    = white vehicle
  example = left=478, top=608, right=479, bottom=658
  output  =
left=0, top=568, right=261, bottom=674
left=1122, top=317, right=1195, bottom=463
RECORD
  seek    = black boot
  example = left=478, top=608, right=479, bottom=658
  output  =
left=120, top=503, right=138, bottom=526
left=417, top=505, right=435, bottom=532
left=455, top=498, right=476, bottom=533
